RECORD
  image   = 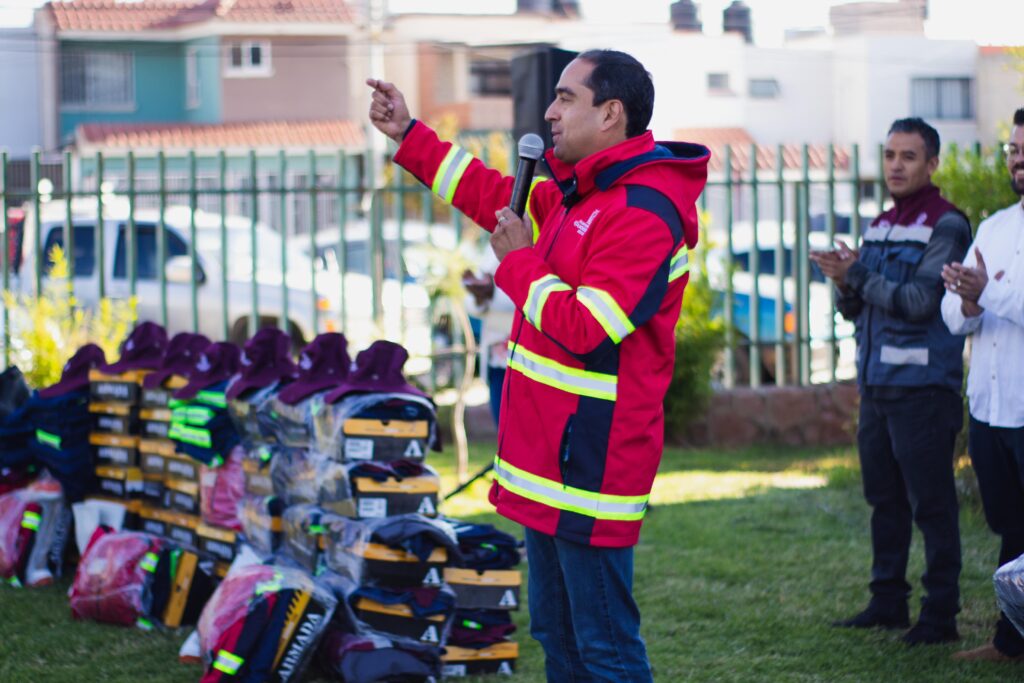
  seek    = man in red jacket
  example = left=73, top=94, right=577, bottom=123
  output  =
left=368, top=50, right=709, bottom=682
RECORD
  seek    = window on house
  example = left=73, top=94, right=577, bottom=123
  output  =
left=186, top=47, right=201, bottom=109
left=707, top=72, right=731, bottom=93
left=60, top=51, right=134, bottom=108
left=911, top=77, right=973, bottom=120
left=470, top=60, right=512, bottom=96
left=225, top=40, right=272, bottom=77
left=748, top=78, right=780, bottom=99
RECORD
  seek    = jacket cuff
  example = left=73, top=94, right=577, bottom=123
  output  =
left=845, top=261, right=868, bottom=292
left=494, top=247, right=543, bottom=311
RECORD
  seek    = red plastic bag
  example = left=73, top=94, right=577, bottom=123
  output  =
left=69, top=530, right=164, bottom=627
left=200, top=445, right=245, bottom=531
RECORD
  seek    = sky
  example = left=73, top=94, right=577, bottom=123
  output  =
left=0, top=0, right=1017, bottom=47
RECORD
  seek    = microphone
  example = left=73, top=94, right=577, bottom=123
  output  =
left=509, top=133, right=545, bottom=218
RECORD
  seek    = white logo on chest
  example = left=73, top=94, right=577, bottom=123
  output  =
left=574, top=209, right=600, bottom=236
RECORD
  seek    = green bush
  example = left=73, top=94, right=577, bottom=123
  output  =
left=664, top=227, right=726, bottom=436
left=933, top=144, right=1019, bottom=233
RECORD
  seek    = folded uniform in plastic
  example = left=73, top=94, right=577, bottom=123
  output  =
left=318, top=393, right=441, bottom=464
left=197, top=563, right=336, bottom=683
left=318, top=629, right=442, bottom=683
left=0, top=482, right=67, bottom=588
left=270, top=448, right=354, bottom=516
left=238, top=495, right=286, bottom=557
left=348, top=584, right=456, bottom=646
left=995, top=553, right=1024, bottom=641
left=347, top=460, right=440, bottom=519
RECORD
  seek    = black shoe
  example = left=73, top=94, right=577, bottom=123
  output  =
left=832, top=606, right=910, bottom=630
left=901, top=621, right=960, bottom=646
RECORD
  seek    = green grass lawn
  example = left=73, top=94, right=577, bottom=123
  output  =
left=0, top=442, right=1017, bottom=682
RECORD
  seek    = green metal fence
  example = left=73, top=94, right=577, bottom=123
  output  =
left=0, top=139, right=980, bottom=390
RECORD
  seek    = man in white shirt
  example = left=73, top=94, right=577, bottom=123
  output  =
left=941, top=107, right=1024, bottom=663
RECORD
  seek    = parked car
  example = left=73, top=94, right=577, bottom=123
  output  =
left=13, top=199, right=431, bottom=362
left=705, top=221, right=856, bottom=384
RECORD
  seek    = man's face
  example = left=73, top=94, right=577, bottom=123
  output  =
left=1006, top=125, right=1024, bottom=196
left=544, top=59, right=605, bottom=165
left=883, top=131, right=939, bottom=199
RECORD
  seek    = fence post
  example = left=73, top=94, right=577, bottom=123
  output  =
left=127, top=151, right=136, bottom=297
left=31, top=150, right=41, bottom=295
left=188, top=150, right=199, bottom=333
left=249, top=150, right=259, bottom=338
left=826, top=142, right=837, bottom=383
left=95, top=151, right=105, bottom=301
left=1, top=151, right=8, bottom=367
left=337, top=151, right=348, bottom=333
left=219, top=151, right=229, bottom=341
left=775, top=144, right=786, bottom=385
left=279, top=150, right=289, bottom=337
left=158, top=150, right=168, bottom=328
left=749, top=142, right=761, bottom=388
left=309, top=149, right=319, bottom=336
left=723, top=144, right=735, bottom=389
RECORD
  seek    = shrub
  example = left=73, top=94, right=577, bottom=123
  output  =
left=664, top=218, right=727, bottom=436
left=2, top=245, right=136, bottom=389
left=933, top=144, right=1019, bottom=233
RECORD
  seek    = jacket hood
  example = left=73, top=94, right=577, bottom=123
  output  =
left=543, top=131, right=710, bottom=238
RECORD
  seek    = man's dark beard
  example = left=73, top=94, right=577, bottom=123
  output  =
left=1013, top=163, right=1024, bottom=196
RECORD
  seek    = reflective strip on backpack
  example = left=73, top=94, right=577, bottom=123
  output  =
left=506, top=342, right=617, bottom=402
left=35, top=429, right=62, bottom=450
left=577, top=287, right=635, bottom=344
left=524, top=275, right=572, bottom=333
left=493, top=457, right=648, bottom=521
left=431, top=145, right=474, bottom=203
left=255, top=571, right=284, bottom=596
left=213, top=649, right=245, bottom=675
left=668, top=248, right=690, bottom=283
left=139, top=551, right=159, bottom=573
left=136, top=617, right=153, bottom=631
left=195, top=391, right=227, bottom=409
left=20, top=510, right=41, bottom=531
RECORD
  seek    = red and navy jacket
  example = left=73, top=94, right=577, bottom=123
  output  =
left=394, top=121, right=709, bottom=547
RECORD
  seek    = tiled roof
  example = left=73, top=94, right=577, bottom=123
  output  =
left=76, top=119, right=366, bottom=150
left=675, top=127, right=851, bottom=174
left=47, top=0, right=355, bottom=32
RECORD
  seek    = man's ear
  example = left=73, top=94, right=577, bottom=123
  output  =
left=601, top=99, right=626, bottom=134
left=926, top=154, right=940, bottom=175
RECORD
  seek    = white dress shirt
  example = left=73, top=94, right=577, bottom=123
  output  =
left=942, top=201, right=1024, bottom=427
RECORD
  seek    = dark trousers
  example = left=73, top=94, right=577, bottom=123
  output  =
left=857, top=388, right=962, bottom=625
left=967, top=417, right=1024, bottom=656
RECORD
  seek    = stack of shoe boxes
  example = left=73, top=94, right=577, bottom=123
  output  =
left=87, top=369, right=146, bottom=524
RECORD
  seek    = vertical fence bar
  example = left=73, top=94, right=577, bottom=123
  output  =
left=338, top=151, right=348, bottom=334
left=749, top=143, right=761, bottom=388
left=95, top=152, right=106, bottom=300
left=826, top=143, right=837, bottom=383
left=308, top=149, right=319, bottom=335
left=365, top=151, right=383, bottom=331
left=775, top=144, right=786, bottom=385
left=249, top=150, right=259, bottom=338
left=851, top=143, right=862, bottom=245
left=219, top=151, right=228, bottom=341
left=395, top=164, right=407, bottom=340
left=127, top=151, right=137, bottom=297
left=723, top=145, right=735, bottom=389
left=799, top=145, right=812, bottom=385
left=188, top=150, right=198, bottom=333
left=1, top=151, right=8, bottom=367
left=279, top=150, right=289, bottom=338
left=31, top=151, right=41, bottom=295
left=64, top=152, right=73, bottom=283
left=158, top=151, right=168, bottom=327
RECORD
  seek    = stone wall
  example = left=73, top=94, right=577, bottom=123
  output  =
left=677, top=382, right=860, bottom=449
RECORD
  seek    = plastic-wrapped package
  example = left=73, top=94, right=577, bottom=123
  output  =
left=447, top=609, right=516, bottom=649
left=227, top=381, right=285, bottom=451
left=257, top=391, right=329, bottom=449
left=237, top=495, right=285, bottom=557
left=281, top=505, right=350, bottom=574
left=995, top=553, right=1024, bottom=639
left=0, top=480, right=67, bottom=587
left=446, top=518, right=522, bottom=570
left=348, top=583, right=456, bottom=646
left=197, top=563, right=337, bottom=683
left=324, top=514, right=458, bottom=589
left=347, top=460, right=441, bottom=519
left=270, top=447, right=355, bottom=516
left=318, top=628, right=442, bottom=683
left=69, top=529, right=166, bottom=628
left=200, top=445, right=246, bottom=531
left=314, top=392, right=440, bottom=463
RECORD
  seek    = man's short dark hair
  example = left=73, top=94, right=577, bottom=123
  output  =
left=887, top=118, right=940, bottom=159
left=577, top=49, right=654, bottom=138
left=1014, top=108, right=1024, bottom=127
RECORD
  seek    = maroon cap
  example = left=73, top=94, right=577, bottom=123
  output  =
left=143, top=332, right=211, bottom=389
left=172, top=342, right=242, bottom=400
left=102, top=321, right=168, bottom=374
left=325, top=340, right=427, bottom=403
left=225, top=328, right=298, bottom=400
left=276, top=333, right=351, bottom=405
left=39, top=344, right=107, bottom=398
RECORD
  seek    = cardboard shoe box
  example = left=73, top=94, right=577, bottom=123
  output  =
left=242, top=457, right=275, bottom=497
left=441, top=643, right=518, bottom=677
left=139, top=408, right=173, bottom=440
left=89, top=403, right=139, bottom=435
left=139, top=376, right=187, bottom=410
left=139, top=506, right=200, bottom=548
left=196, top=523, right=239, bottom=564
left=90, top=433, right=140, bottom=467
left=335, top=542, right=448, bottom=589
left=342, top=418, right=430, bottom=463
left=141, top=474, right=165, bottom=506
left=89, top=369, right=147, bottom=405
left=444, top=568, right=521, bottom=611
left=164, top=478, right=201, bottom=516
left=351, top=471, right=440, bottom=519
left=94, top=466, right=144, bottom=499
left=352, top=597, right=449, bottom=645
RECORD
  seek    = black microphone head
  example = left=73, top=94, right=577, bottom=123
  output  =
left=518, top=134, right=545, bottom=161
